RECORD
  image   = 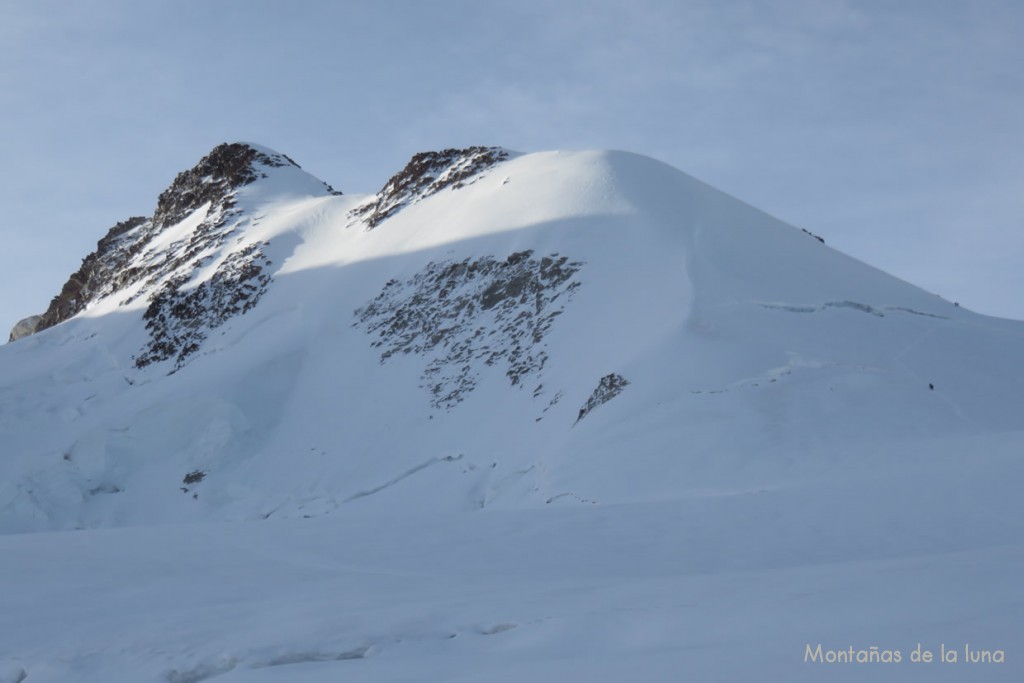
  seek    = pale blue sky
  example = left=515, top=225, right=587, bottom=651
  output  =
left=2, top=0, right=1022, bottom=331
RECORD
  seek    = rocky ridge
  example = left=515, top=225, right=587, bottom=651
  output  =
left=351, top=147, right=509, bottom=228
left=27, top=216, right=151, bottom=338
left=7, top=142, right=638, bottom=418
left=10, top=144, right=525, bottom=380
left=9, top=143, right=338, bottom=352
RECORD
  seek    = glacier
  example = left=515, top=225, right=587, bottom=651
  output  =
left=1, top=143, right=1021, bottom=681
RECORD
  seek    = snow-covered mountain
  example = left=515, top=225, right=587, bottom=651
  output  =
left=2, top=143, right=1022, bottom=682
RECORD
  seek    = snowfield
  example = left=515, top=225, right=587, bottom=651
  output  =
left=1, top=145, right=1022, bottom=681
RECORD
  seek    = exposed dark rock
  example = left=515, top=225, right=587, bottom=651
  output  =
left=134, top=243, right=272, bottom=370
left=355, top=250, right=583, bottom=409
left=34, top=216, right=152, bottom=333
left=153, top=143, right=339, bottom=229
left=352, top=146, right=508, bottom=228
left=575, top=373, right=630, bottom=424
left=801, top=228, right=825, bottom=244
left=21, top=143, right=339, bottom=343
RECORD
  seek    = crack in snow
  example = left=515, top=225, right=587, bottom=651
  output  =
left=344, top=454, right=465, bottom=503
left=755, top=300, right=948, bottom=319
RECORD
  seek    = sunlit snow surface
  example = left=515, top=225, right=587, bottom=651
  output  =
left=2, top=149, right=1022, bottom=681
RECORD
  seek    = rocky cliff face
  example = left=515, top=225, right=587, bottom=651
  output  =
left=11, top=143, right=340, bottom=344
left=30, top=216, right=152, bottom=335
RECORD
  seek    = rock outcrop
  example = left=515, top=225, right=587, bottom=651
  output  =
left=8, top=315, right=42, bottom=343
left=352, top=147, right=508, bottom=228
left=13, top=143, right=339, bottom=344
left=575, top=373, right=630, bottom=424
left=33, top=216, right=152, bottom=334
left=355, top=250, right=583, bottom=409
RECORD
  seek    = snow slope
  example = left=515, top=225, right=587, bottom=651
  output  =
left=1, top=144, right=1022, bottom=681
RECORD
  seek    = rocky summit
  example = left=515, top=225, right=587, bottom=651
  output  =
left=17, top=143, right=339, bottom=343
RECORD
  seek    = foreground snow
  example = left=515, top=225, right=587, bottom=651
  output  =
left=3, top=464, right=1021, bottom=682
